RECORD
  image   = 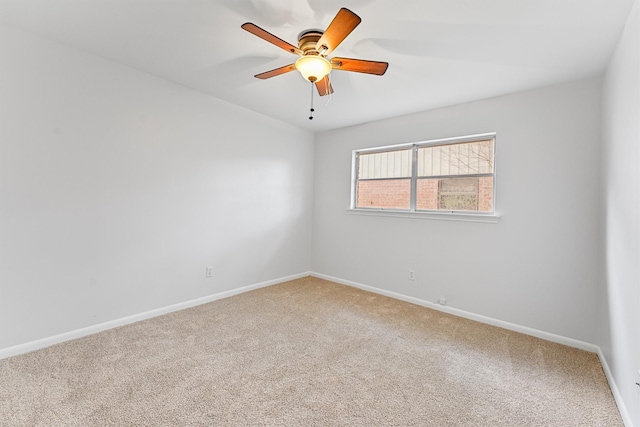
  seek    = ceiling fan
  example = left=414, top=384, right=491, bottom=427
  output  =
left=241, top=8, right=388, bottom=98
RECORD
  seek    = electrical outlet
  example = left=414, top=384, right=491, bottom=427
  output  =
left=408, top=270, right=415, bottom=281
left=205, top=267, right=213, bottom=278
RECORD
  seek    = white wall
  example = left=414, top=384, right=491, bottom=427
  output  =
left=312, top=77, right=602, bottom=343
left=601, top=0, right=640, bottom=425
left=0, top=23, right=314, bottom=351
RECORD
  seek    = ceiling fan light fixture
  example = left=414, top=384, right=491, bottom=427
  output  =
left=295, top=55, right=331, bottom=82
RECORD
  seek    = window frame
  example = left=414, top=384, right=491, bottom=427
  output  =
left=350, top=133, right=499, bottom=222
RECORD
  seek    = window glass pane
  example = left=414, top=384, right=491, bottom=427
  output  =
left=358, top=149, right=411, bottom=179
left=417, top=139, right=494, bottom=177
left=357, top=179, right=411, bottom=209
left=417, top=176, right=493, bottom=212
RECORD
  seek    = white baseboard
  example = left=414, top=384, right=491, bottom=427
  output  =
left=596, top=348, right=634, bottom=427
left=0, top=271, right=311, bottom=360
left=311, top=272, right=635, bottom=426
left=311, top=272, right=598, bottom=351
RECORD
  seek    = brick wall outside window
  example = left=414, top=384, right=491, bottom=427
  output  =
left=357, top=177, right=493, bottom=212
left=357, top=179, right=410, bottom=209
left=478, top=176, right=493, bottom=212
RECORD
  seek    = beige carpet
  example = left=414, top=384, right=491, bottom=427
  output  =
left=0, top=276, right=622, bottom=426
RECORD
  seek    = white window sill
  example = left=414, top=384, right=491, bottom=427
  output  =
left=347, top=208, right=501, bottom=223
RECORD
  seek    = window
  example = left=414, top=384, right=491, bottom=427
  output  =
left=351, top=134, right=495, bottom=215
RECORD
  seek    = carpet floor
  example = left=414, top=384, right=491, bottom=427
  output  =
left=0, top=276, right=623, bottom=426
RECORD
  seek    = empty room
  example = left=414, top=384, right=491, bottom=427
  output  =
left=0, top=0, right=638, bottom=426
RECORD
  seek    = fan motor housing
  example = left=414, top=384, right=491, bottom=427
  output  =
left=298, top=29, right=324, bottom=55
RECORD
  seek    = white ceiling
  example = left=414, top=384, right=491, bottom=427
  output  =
left=0, top=0, right=634, bottom=132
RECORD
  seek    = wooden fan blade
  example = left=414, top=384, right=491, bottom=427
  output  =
left=315, top=8, right=361, bottom=55
left=255, top=64, right=296, bottom=79
left=330, top=57, right=389, bottom=75
left=241, top=23, right=303, bottom=56
left=315, top=76, right=334, bottom=96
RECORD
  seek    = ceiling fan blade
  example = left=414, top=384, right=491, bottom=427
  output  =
left=315, top=8, right=361, bottom=55
left=330, top=57, right=388, bottom=75
left=241, top=23, right=303, bottom=56
left=254, top=64, right=296, bottom=79
left=315, top=76, right=334, bottom=96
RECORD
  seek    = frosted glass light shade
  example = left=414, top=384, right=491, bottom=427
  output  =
left=295, top=55, right=331, bottom=82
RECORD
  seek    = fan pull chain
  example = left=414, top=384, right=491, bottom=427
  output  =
left=309, top=81, right=315, bottom=120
